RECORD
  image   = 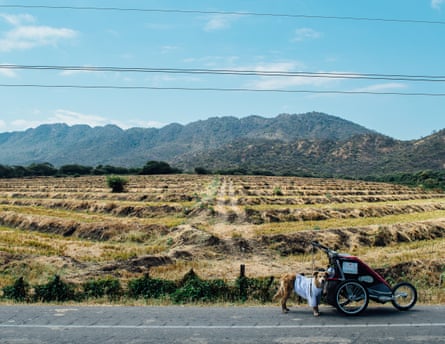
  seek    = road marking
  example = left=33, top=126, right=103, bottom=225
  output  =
left=0, top=323, right=444, bottom=329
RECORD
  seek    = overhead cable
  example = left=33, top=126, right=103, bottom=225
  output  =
left=1, top=83, right=444, bottom=97
left=1, top=4, right=444, bottom=25
left=2, top=64, right=445, bottom=82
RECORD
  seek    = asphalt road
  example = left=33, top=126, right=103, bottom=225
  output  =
left=0, top=305, right=444, bottom=343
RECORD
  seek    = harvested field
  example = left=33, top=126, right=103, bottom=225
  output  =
left=0, top=175, right=444, bottom=303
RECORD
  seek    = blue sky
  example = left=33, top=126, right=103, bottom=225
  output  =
left=0, top=0, right=444, bottom=140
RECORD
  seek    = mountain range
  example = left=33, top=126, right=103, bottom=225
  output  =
left=0, top=112, right=443, bottom=178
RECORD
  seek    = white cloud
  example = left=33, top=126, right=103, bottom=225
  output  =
left=59, top=66, right=99, bottom=76
left=3, top=110, right=166, bottom=133
left=49, top=109, right=109, bottom=127
left=244, top=62, right=338, bottom=90
left=242, top=63, right=407, bottom=92
left=120, top=120, right=166, bottom=129
left=184, top=55, right=240, bottom=67
left=248, top=62, right=304, bottom=73
left=204, top=14, right=241, bottom=31
left=49, top=110, right=166, bottom=129
left=59, top=69, right=88, bottom=77
left=0, top=13, right=35, bottom=26
left=293, top=28, right=321, bottom=42
left=0, top=64, right=17, bottom=78
left=432, top=0, right=444, bottom=9
left=10, top=118, right=43, bottom=130
left=0, top=26, right=78, bottom=52
left=249, top=74, right=330, bottom=90
left=352, top=83, right=407, bottom=93
left=0, top=13, right=78, bottom=52
left=144, top=121, right=165, bottom=128
left=160, top=45, right=179, bottom=54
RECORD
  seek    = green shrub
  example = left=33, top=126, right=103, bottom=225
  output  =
left=106, top=175, right=128, bottom=193
left=236, top=276, right=275, bottom=303
left=2, top=277, right=29, bottom=302
left=140, top=161, right=182, bottom=175
left=33, top=275, right=76, bottom=302
left=83, top=277, right=122, bottom=300
left=171, top=269, right=233, bottom=303
left=128, top=274, right=176, bottom=299
left=194, top=167, right=212, bottom=175
left=273, top=187, right=283, bottom=196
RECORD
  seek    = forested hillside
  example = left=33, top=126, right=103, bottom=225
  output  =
left=0, top=113, right=443, bottom=179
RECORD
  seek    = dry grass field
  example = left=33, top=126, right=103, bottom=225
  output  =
left=0, top=175, right=444, bottom=303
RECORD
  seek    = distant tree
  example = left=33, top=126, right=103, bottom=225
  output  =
left=94, top=165, right=133, bottom=175
left=12, top=165, right=27, bottom=178
left=140, top=161, right=181, bottom=175
left=106, top=175, right=128, bottom=193
left=216, top=168, right=248, bottom=175
left=0, top=165, right=14, bottom=178
left=194, top=167, right=212, bottom=175
left=59, top=164, right=93, bottom=176
left=251, top=170, right=274, bottom=176
left=26, top=163, right=57, bottom=176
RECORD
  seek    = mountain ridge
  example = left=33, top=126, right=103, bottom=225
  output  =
left=0, top=112, right=443, bottom=178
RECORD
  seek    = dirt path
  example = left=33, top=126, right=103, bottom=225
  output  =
left=208, top=177, right=256, bottom=239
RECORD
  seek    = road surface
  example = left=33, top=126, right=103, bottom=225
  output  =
left=0, top=305, right=444, bottom=343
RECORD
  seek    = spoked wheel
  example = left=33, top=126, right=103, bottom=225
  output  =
left=335, top=280, right=369, bottom=315
left=391, top=282, right=417, bottom=311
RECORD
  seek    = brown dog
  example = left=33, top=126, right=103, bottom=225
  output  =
left=274, top=271, right=328, bottom=316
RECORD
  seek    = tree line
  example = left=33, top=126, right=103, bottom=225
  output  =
left=0, top=161, right=181, bottom=178
left=365, top=170, right=445, bottom=191
left=0, top=161, right=443, bottom=191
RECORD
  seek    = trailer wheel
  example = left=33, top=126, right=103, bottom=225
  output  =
left=335, top=280, right=369, bottom=315
left=391, top=282, right=417, bottom=311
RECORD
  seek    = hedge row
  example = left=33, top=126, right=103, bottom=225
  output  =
left=1, top=270, right=275, bottom=304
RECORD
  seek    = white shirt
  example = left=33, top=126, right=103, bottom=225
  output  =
left=294, top=274, right=323, bottom=307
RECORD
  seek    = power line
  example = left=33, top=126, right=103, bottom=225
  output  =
left=2, top=64, right=445, bottom=82
left=1, top=83, right=444, bottom=97
left=1, top=4, right=444, bottom=25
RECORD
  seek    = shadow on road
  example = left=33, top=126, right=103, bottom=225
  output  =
left=282, top=305, right=422, bottom=320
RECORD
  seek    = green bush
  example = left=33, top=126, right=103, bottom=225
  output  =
left=83, top=277, right=122, bottom=300
left=235, top=276, right=275, bottom=303
left=2, top=277, right=29, bottom=302
left=33, top=275, right=77, bottom=302
left=106, top=175, right=128, bottom=193
left=140, top=161, right=182, bottom=175
left=171, top=269, right=233, bottom=303
left=273, top=187, right=283, bottom=196
left=128, top=274, right=176, bottom=299
left=194, top=167, right=212, bottom=175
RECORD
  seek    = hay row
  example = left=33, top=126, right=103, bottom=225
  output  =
left=0, top=211, right=170, bottom=241
left=258, top=219, right=445, bottom=256
left=235, top=194, right=445, bottom=205
left=1, top=195, right=442, bottom=218
left=0, top=175, right=431, bottom=194
left=0, top=191, right=197, bottom=202
left=240, top=202, right=445, bottom=224
left=0, top=198, right=187, bottom=217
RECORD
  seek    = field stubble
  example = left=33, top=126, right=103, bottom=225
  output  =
left=0, top=175, right=444, bottom=303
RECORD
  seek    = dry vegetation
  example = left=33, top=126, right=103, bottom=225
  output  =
left=0, top=175, right=444, bottom=303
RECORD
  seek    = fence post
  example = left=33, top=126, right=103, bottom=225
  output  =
left=240, top=264, right=245, bottom=278
left=239, top=264, right=247, bottom=301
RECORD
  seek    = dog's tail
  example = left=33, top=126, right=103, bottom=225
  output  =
left=272, top=280, right=285, bottom=301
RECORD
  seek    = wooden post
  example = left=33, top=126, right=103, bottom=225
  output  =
left=239, top=264, right=247, bottom=301
left=240, top=264, right=245, bottom=278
